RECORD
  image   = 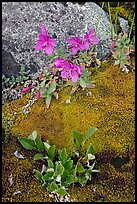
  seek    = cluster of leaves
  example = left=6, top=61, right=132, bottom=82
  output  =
left=111, top=32, right=135, bottom=73
left=2, top=64, right=30, bottom=88
left=18, top=127, right=99, bottom=197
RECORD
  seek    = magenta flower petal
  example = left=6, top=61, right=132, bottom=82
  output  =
left=36, top=90, right=41, bottom=100
left=21, top=87, right=31, bottom=93
left=54, top=58, right=67, bottom=68
left=71, top=70, right=79, bottom=82
left=49, top=38, right=56, bottom=47
left=88, top=28, right=95, bottom=37
left=40, top=24, right=47, bottom=36
left=45, top=45, right=54, bottom=55
left=90, top=36, right=99, bottom=44
left=61, top=69, right=70, bottom=78
left=72, top=47, right=79, bottom=54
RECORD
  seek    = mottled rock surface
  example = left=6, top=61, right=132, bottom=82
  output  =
left=2, top=2, right=116, bottom=77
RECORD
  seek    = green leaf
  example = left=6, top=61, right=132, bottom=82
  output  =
left=56, top=163, right=64, bottom=175
left=28, top=131, right=37, bottom=141
left=59, top=148, right=68, bottom=163
left=76, top=162, right=85, bottom=173
left=46, top=81, right=56, bottom=94
left=48, top=145, right=55, bottom=161
left=43, top=141, right=50, bottom=152
left=72, top=130, right=83, bottom=148
left=61, top=170, right=69, bottom=182
left=47, top=168, right=54, bottom=173
left=34, top=153, right=45, bottom=160
left=46, top=94, right=52, bottom=109
left=79, top=78, right=87, bottom=88
left=78, top=176, right=87, bottom=186
left=40, top=80, right=46, bottom=89
left=49, top=181, right=58, bottom=192
left=65, top=175, right=76, bottom=186
left=86, top=143, right=95, bottom=155
left=18, top=138, right=36, bottom=150
left=114, top=60, right=120, bottom=65
left=57, top=188, right=67, bottom=196
left=85, top=127, right=98, bottom=140
left=48, top=159, right=54, bottom=168
left=35, top=135, right=44, bottom=152
left=63, top=160, right=73, bottom=171
left=34, top=169, right=42, bottom=181
left=40, top=92, right=47, bottom=98
left=42, top=172, right=53, bottom=181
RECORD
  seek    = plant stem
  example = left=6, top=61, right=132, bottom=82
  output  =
left=107, top=2, right=115, bottom=37
left=95, top=2, right=105, bottom=35
left=128, top=12, right=135, bottom=43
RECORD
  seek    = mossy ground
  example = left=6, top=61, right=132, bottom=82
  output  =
left=2, top=57, right=135, bottom=202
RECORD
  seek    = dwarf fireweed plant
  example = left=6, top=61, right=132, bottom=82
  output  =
left=21, top=24, right=100, bottom=109
left=18, top=127, right=99, bottom=197
left=111, top=32, right=135, bottom=73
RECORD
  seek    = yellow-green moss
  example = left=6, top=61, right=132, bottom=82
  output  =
left=2, top=58, right=135, bottom=202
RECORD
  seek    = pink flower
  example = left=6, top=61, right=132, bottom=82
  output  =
left=54, top=58, right=69, bottom=68
left=21, top=87, right=32, bottom=93
left=111, top=41, right=116, bottom=49
left=61, top=64, right=83, bottom=83
left=66, top=36, right=85, bottom=54
left=83, top=28, right=99, bottom=50
left=39, top=73, right=43, bottom=80
left=35, top=24, right=56, bottom=55
left=36, top=90, right=40, bottom=100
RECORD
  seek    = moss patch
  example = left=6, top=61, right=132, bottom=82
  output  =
left=2, top=58, right=135, bottom=202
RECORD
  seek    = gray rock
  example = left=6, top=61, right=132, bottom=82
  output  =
left=118, top=16, right=129, bottom=33
left=2, top=2, right=127, bottom=77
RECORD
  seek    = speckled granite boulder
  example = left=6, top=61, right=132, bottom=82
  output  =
left=2, top=2, right=126, bottom=77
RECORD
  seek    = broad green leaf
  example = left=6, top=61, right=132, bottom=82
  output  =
left=47, top=168, right=54, bottom=173
left=61, top=170, right=69, bottom=182
left=49, top=181, right=58, bottom=192
left=46, top=81, right=56, bottom=94
left=76, top=162, right=85, bottom=173
left=18, top=138, right=36, bottom=150
left=34, top=153, right=45, bottom=160
left=34, top=169, right=42, bottom=181
left=65, top=175, right=76, bottom=186
left=57, top=188, right=67, bottom=196
left=59, top=148, right=68, bottom=163
left=40, top=80, right=46, bottom=89
left=78, top=176, right=87, bottom=186
left=46, top=94, right=52, bottom=109
left=114, top=60, right=120, bottom=65
left=40, top=92, right=47, bottom=98
left=48, top=145, right=55, bottom=161
left=85, top=127, right=98, bottom=140
left=72, top=130, right=83, bottom=148
left=42, top=172, right=53, bottom=181
left=79, top=78, right=87, bottom=88
left=28, top=131, right=37, bottom=141
left=56, top=163, right=64, bottom=175
left=86, top=143, right=95, bottom=155
left=35, top=135, right=44, bottom=152
left=63, top=160, right=73, bottom=171
left=43, top=141, right=50, bottom=152
left=48, top=159, right=54, bottom=168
